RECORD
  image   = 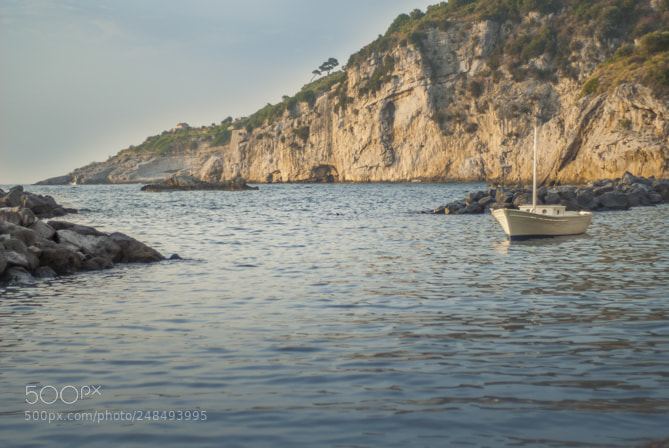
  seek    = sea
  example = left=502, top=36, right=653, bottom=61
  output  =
left=1, top=183, right=668, bottom=448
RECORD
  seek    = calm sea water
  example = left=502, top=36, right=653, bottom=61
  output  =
left=1, top=183, right=668, bottom=448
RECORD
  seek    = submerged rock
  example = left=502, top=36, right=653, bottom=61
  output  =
left=141, top=175, right=258, bottom=192
left=1, top=187, right=165, bottom=284
left=427, top=173, right=669, bottom=215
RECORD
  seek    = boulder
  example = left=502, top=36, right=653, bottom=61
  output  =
left=1, top=266, right=34, bottom=284
left=4, top=249, right=40, bottom=271
left=444, top=200, right=465, bottom=215
left=34, top=266, right=57, bottom=279
left=48, top=221, right=105, bottom=236
left=652, top=180, right=669, bottom=201
left=649, top=192, right=663, bottom=203
left=465, top=191, right=484, bottom=202
left=29, top=221, right=56, bottom=240
left=593, top=184, right=614, bottom=196
left=512, top=192, right=533, bottom=208
left=0, top=207, right=22, bottom=225
left=18, top=208, right=37, bottom=227
left=495, top=187, right=513, bottom=204
left=621, top=171, right=651, bottom=186
left=56, top=229, right=122, bottom=262
left=3, top=186, right=24, bottom=207
left=576, top=188, right=597, bottom=210
left=109, top=232, right=164, bottom=263
left=598, top=191, right=630, bottom=210
left=0, top=222, right=37, bottom=246
left=39, top=247, right=82, bottom=275
left=558, top=186, right=577, bottom=202
left=82, top=256, right=114, bottom=271
left=462, top=201, right=484, bottom=214
left=544, top=190, right=562, bottom=204
left=478, top=196, right=495, bottom=208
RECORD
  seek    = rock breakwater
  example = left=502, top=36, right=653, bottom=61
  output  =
left=1, top=187, right=165, bottom=284
left=1, top=185, right=77, bottom=218
left=428, top=173, right=669, bottom=215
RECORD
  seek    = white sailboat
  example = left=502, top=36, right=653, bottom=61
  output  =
left=491, top=127, right=593, bottom=239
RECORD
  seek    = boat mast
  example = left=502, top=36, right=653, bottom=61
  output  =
left=532, top=126, right=537, bottom=212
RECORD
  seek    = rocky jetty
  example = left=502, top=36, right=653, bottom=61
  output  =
left=1, top=185, right=77, bottom=218
left=428, top=173, right=669, bottom=215
left=141, top=175, right=258, bottom=192
left=1, top=187, right=165, bottom=284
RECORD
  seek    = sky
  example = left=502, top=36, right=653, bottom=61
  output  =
left=0, top=0, right=438, bottom=185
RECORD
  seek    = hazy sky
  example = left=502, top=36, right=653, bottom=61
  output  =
left=1, top=0, right=437, bottom=185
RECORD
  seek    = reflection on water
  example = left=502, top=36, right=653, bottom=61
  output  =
left=1, top=184, right=668, bottom=447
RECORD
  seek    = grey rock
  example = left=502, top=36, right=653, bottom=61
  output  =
left=0, top=207, right=22, bottom=225
left=1, top=266, right=34, bottom=284
left=5, top=249, right=40, bottom=271
left=495, top=188, right=513, bottom=204
left=34, top=266, right=57, bottom=279
left=29, top=221, right=56, bottom=240
left=463, top=201, right=484, bottom=214
left=598, top=191, right=630, bottom=210
left=513, top=192, right=533, bottom=208
left=18, top=208, right=37, bottom=227
left=465, top=191, right=484, bottom=202
left=622, top=171, right=651, bottom=186
left=544, top=191, right=562, bottom=204
left=0, top=222, right=37, bottom=246
left=478, top=196, right=495, bottom=208
left=39, top=247, right=82, bottom=275
left=649, top=192, right=663, bottom=203
left=109, top=232, right=164, bottom=263
left=82, top=256, right=115, bottom=271
left=593, top=184, right=614, bottom=196
left=558, top=186, right=577, bottom=201
left=444, top=201, right=465, bottom=215
left=652, top=180, right=669, bottom=200
left=56, top=229, right=122, bottom=262
left=576, top=188, right=597, bottom=210
left=48, top=221, right=105, bottom=236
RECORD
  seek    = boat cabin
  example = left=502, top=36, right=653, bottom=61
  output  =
left=518, top=205, right=566, bottom=216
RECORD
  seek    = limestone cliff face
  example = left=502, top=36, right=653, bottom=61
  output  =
left=40, top=11, right=669, bottom=186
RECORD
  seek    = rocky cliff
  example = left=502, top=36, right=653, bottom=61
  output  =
left=39, top=0, right=669, bottom=186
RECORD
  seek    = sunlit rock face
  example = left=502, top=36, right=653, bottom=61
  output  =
left=39, top=12, right=669, bottom=186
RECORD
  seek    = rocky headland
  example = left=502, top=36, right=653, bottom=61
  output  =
left=37, top=1, right=669, bottom=188
left=1, top=186, right=167, bottom=284
left=141, top=175, right=258, bottom=192
left=427, top=173, right=669, bottom=214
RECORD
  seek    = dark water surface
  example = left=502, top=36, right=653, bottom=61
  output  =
left=1, top=183, right=668, bottom=447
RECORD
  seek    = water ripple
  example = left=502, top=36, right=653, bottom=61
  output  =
left=1, top=184, right=668, bottom=447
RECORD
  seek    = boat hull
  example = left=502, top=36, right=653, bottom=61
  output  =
left=492, top=208, right=593, bottom=239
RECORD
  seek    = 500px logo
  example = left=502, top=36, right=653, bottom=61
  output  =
left=26, top=385, right=102, bottom=405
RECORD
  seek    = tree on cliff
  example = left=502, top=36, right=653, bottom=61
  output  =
left=318, top=58, right=339, bottom=75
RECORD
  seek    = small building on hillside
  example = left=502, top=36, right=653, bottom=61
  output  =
left=172, top=122, right=190, bottom=132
